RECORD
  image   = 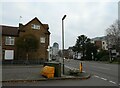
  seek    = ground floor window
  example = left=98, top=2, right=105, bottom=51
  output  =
left=5, top=50, right=14, bottom=60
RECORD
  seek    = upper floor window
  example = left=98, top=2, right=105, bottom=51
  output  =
left=103, top=42, right=105, bottom=45
left=40, top=37, right=45, bottom=43
left=5, top=36, right=15, bottom=45
left=31, top=24, right=40, bottom=30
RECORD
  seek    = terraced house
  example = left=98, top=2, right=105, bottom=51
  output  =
left=1, top=17, right=50, bottom=63
left=1, top=25, right=19, bottom=61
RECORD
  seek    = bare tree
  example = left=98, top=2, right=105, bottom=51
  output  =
left=106, top=20, right=120, bottom=54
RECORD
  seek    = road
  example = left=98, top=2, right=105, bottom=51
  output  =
left=63, top=59, right=120, bottom=86
left=2, top=59, right=120, bottom=87
left=2, top=76, right=119, bottom=86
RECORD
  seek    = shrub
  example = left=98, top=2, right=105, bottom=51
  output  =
left=97, top=50, right=109, bottom=61
left=68, top=69, right=80, bottom=76
left=99, top=55, right=109, bottom=61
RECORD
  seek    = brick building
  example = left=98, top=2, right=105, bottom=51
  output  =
left=1, top=17, right=50, bottom=62
left=0, top=25, right=19, bottom=61
left=94, top=40, right=108, bottom=50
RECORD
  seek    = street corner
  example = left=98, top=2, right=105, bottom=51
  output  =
left=77, top=72, right=91, bottom=80
left=72, top=72, right=91, bottom=80
left=2, top=72, right=91, bottom=83
left=51, top=72, right=91, bottom=81
left=38, top=72, right=91, bottom=81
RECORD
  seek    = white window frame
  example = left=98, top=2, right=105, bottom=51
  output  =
left=5, top=50, right=14, bottom=60
left=31, top=24, right=40, bottom=30
left=5, top=36, right=15, bottom=45
left=40, top=37, right=45, bottom=43
left=102, top=42, right=105, bottom=45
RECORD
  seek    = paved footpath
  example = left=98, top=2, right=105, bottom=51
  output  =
left=2, top=65, right=90, bottom=82
left=2, top=65, right=44, bottom=81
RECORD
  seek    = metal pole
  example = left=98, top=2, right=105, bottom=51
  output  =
left=109, top=48, right=111, bottom=62
left=62, top=18, right=64, bottom=74
left=62, top=15, right=66, bottom=75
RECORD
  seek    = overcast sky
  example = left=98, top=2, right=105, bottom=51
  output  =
left=0, top=0, right=119, bottom=49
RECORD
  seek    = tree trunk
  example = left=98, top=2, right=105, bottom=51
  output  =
left=26, top=53, right=29, bottom=64
left=83, top=50, right=85, bottom=59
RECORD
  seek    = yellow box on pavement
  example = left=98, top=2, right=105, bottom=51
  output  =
left=41, top=66, right=55, bottom=78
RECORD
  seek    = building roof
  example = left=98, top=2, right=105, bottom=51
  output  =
left=43, top=24, right=49, bottom=30
left=23, top=17, right=49, bottom=29
left=0, top=17, right=50, bottom=36
left=0, top=25, right=19, bottom=36
left=92, top=36, right=107, bottom=41
left=19, top=17, right=50, bottom=35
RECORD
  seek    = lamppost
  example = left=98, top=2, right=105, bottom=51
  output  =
left=62, top=15, right=66, bottom=74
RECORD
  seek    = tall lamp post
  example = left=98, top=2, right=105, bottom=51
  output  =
left=62, top=15, right=66, bottom=75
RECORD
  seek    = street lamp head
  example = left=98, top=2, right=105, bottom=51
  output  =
left=62, top=15, right=67, bottom=20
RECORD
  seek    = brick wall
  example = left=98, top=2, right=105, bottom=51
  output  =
left=16, top=18, right=50, bottom=61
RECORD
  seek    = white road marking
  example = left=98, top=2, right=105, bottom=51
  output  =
left=119, top=84, right=120, bottom=86
left=82, top=71, right=86, bottom=72
left=65, top=65, right=85, bottom=72
left=94, top=75, right=100, bottom=78
left=94, top=75, right=117, bottom=85
left=100, top=77, right=107, bottom=81
left=65, top=65, right=75, bottom=70
left=109, top=81, right=116, bottom=84
left=65, top=65, right=77, bottom=70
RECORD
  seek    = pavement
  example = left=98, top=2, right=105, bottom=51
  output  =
left=2, top=64, right=90, bottom=83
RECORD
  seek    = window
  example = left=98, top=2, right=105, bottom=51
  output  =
left=5, top=36, right=15, bottom=45
left=31, top=24, right=40, bottom=29
left=5, top=50, right=14, bottom=60
left=103, top=42, right=105, bottom=45
left=40, top=37, right=45, bottom=43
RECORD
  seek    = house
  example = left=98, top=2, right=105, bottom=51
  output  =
left=0, top=25, right=19, bottom=61
left=63, top=49, right=69, bottom=59
left=17, top=17, right=50, bottom=61
left=91, top=36, right=108, bottom=51
left=94, top=40, right=108, bottom=50
left=1, top=17, right=50, bottom=62
left=68, top=47, right=75, bottom=59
